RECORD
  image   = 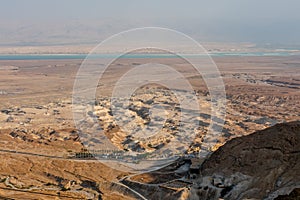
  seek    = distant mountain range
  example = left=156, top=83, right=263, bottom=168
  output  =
left=0, top=19, right=134, bottom=46
left=1, top=19, right=300, bottom=49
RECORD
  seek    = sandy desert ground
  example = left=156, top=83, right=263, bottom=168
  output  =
left=0, top=55, right=299, bottom=199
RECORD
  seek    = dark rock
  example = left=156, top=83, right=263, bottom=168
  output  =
left=9, top=132, right=18, bottom=138
left=275, top=188, right=300, bottom=200
left=1, top=109, right=13, bottom=114
left=189, top=121, right=300, bottom=200
left=6, top=116, right=14, bottom=122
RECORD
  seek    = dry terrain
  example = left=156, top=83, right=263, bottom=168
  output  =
left=0, top=55, right=299, bottom=199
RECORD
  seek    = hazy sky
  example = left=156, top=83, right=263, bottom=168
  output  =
left=1, top=0, right=300, bottom=45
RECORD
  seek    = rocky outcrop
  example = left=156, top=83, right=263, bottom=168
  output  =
left=188, top=121, right=300, bottom=200
left=275, top=188, right=300, bottom=200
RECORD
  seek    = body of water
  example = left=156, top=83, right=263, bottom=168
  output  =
left=0, top=51, right=299, bottom=60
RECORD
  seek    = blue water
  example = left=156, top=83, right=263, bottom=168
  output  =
left=0, top=52, right=299, bottom=60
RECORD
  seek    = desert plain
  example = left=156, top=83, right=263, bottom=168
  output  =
left=0, top=55, right=299, bottom=199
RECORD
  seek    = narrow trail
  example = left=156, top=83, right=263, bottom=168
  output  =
left=114, top=159, right=189, bottom=200
left=0, top=148, right=189, bottom=199
left=0, top=149, right=65, bottom=159
left=0, top=187, right=82, bottom=199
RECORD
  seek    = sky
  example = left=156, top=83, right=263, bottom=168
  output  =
left=0, top=0, right=300, bottom=46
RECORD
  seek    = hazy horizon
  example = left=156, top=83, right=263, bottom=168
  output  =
left=1, top=0, right=300, bottom=47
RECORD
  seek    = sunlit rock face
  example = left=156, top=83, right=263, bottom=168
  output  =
left=188, top=121, right=300, bottom=200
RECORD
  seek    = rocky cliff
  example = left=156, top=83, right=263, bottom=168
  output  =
left=188, top=121, right=300, bottom=200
